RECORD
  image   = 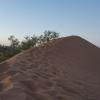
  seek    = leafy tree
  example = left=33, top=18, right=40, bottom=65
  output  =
left=37, top=35, right=45, bottom=45
left=8, top=35, right=20, bottom=48
left=43, top=30, right=59, bottom=42
left=8, top=35, right=21, bottom=55
left=0, top=30, right=60, bottom=62
left=31, top=35, right=38, bottom=47
left=21, top=35, right=38, bottom=50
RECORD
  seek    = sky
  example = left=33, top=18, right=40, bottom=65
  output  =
left=0, top=0, right=100, bottom=46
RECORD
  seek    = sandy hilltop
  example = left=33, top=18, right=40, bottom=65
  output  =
left=0, top=36, right=100, bottom=100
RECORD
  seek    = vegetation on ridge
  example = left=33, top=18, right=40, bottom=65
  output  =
left=0, top=30, right=59, bottom=63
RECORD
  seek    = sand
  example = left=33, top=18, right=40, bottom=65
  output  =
left=0, top=36, right=100, bottom=100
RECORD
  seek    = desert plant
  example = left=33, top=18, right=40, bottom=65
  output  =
left=8, top=35, right=20, bottom=48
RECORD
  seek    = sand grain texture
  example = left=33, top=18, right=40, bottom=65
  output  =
left=0, top=36, right=100, bottom=100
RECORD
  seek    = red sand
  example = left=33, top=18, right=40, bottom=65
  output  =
left=0, top=36, right=100, bottom=100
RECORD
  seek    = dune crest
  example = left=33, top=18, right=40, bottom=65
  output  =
left=0, top=36, right=100, bottom=100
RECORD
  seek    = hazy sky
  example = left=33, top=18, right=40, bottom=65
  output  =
left=0, top=0, right=100, bottom=46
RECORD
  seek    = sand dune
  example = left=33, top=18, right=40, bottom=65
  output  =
left=0, top=36, right=100, bottom=100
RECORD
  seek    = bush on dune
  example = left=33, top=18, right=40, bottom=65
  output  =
left=0, top=30, right=60, bottom=63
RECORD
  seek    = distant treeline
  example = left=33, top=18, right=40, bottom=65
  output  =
left=0, top=30, right=59, bottom=62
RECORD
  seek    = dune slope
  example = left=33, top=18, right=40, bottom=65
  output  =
left=0, top=36, right=100, bottom=100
